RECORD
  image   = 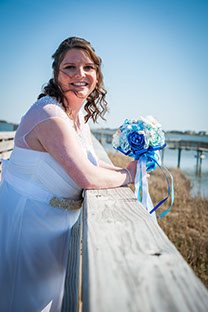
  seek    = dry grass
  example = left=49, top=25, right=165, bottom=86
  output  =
left=108, top=151, right=208, bottom=288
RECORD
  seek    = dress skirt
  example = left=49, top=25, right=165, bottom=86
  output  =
left=0, top=147, right=82, bottom=312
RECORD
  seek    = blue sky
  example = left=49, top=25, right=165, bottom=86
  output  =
left=0, top=0, right=207, bottom=131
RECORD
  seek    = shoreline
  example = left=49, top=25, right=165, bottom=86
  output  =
left=108, top=152, right=208, bottom=289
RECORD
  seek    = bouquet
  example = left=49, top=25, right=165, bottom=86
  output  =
left=112, top=116, right=174, bottom=219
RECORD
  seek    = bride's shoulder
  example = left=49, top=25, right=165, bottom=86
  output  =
left=30, top=96, right=68, bottom=120
left=33, top=95, right=61, bottom=109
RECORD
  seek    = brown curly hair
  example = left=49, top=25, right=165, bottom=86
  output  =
left=38, top=37, right=108, bottom=123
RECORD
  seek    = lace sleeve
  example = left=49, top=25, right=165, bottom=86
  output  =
left=15, top=96, right=69, bottom=149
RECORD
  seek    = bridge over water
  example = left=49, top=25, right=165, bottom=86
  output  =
left=91, top=129, right=208, bottom=175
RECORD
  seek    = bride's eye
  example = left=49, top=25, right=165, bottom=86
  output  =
left=65, top=65, right=75, bottom=69
left=85, top=65, right=95, bottom=70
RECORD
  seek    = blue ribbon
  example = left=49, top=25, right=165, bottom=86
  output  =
left=158, top=165, right=174, bottom=217
left=134, top=154, right=174, bottom=218
left=114, top=143, right=166, bottom=158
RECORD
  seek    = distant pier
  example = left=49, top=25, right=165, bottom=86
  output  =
left=91, top=129, right=208, bottom=176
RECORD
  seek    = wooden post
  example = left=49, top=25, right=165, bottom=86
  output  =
left=177, top=148, right=182, bottom=168
left=161, top=148, right=165, bottom=165
left=61, top=211, right=82, bottom=312
left=101, top=133, right=104, bottom=145
left=196, top=150, right=200, bottom=175
left=199, top=151, right=204, bottom=177
left=107, top=135, right=112, bottom=144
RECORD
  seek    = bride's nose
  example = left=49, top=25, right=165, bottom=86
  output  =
left=74, top=67, right=85, bottom=78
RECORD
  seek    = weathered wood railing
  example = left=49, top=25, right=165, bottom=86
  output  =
left=1, top=132, right=208, bottom=312
left=81, top=136, right=208, bottom=312
left=0, top=131, right=15, bottom=160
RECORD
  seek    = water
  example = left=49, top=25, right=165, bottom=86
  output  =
left=162, top=148, right=208, bottom=199
left=102, top=133, right=208, bottom=200
left=0, top=124, right=15, bottom=131
left=162, top=134, right=208, bottom=199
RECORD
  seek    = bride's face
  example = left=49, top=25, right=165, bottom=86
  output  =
left=57, top=48, right=98, bottom=100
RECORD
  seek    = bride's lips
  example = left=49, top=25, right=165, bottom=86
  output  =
left=70, top=82, right=88, bottom=88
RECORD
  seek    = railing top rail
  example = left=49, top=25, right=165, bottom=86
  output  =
left=166, top=139, right=208, bottom=151
left=0, top=131, right=15, bottom=162
left=82, top=136, right=208, bottom=312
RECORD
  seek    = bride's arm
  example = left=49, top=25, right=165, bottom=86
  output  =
left=34, top=118, right=137, bottom=189
left=97, top=159, right=121, bottom=170
left=86, top=124, right=121, bottom=170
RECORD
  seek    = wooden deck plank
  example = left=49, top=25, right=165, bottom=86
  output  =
left=0, top=131, right=15, bottom=140
left=0, top=140, right=14, bottom=153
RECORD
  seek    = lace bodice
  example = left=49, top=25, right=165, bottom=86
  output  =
left=15, top=96, right=96, bottom=161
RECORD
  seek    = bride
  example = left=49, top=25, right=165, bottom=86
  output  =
left=0, top=37, right=138, bottom=311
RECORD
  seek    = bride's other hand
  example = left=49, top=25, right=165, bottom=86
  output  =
left=125, top=160, right=138, bottom=184
left=125, top=162, right=150, bottom=184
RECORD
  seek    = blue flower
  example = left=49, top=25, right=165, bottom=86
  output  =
left=127, top=131, right=148, bottom=156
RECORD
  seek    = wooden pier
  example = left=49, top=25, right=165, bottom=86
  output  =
left=1, top=132, right=208, bottom=311
left=92, top=129, right=208, bottom=176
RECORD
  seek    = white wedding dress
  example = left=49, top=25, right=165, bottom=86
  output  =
left=0, top=96, right=98, bottom=312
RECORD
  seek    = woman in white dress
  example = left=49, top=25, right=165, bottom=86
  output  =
left=0, top=37, right=138, bottom=312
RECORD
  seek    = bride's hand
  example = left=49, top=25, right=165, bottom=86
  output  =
left=125, top=160, right=138, bottom=183
left=125, top=161, right=150, bottom=184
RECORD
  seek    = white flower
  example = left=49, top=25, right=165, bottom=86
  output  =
left=112, top=133, right=121, bottom=148
left=140, top=115, right=162, bottom=128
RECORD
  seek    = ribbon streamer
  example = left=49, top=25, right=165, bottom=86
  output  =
left=134, top=154, right=174, bottom=218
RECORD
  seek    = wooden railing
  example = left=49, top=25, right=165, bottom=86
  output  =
left=81, top=136, right=208, bottom=312
left=1, top=132, right=208, bottom=312
left=166, top=139, right=208, bottom=151
left=0, top=131, right=15, bottom=160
